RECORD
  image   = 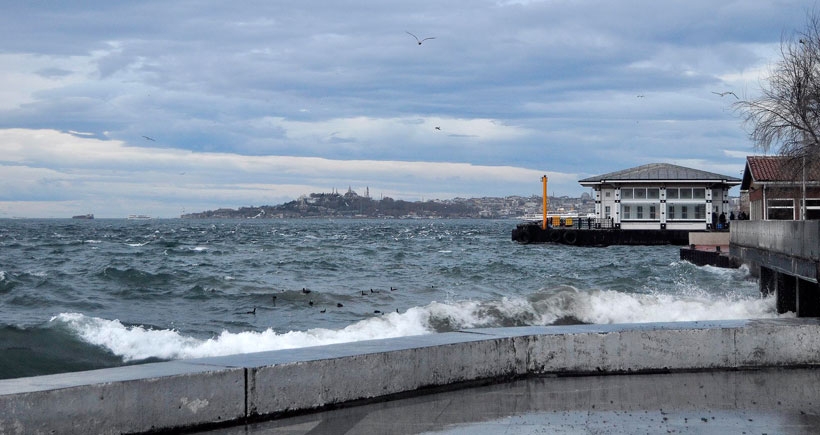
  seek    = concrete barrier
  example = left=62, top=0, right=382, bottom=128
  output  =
left=2, top=318, right=820, bottom=434
left=688, top=232, right=730, bottom=247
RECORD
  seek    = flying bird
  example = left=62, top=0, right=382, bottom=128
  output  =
left=435, top=126, right=441, bottom=130
left=142, top=136, right=155, bottom=141
left=406, top=31, right=435, bottom=45
left=712, top=91, right=738, bottom=99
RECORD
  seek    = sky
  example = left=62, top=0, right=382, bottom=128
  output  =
left=0, top=0, right=811, bottom=218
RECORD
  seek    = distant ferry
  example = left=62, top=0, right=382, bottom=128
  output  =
left=71, top=214, right=94, bottom=219
left=127, top=214, right=152, bottom=220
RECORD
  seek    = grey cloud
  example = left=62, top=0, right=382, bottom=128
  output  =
left=0, top=0, right=810, bottom=216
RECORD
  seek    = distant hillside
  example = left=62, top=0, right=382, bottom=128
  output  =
left=181, top=189, right=596, bottom=219
left=181, top=190, right=485, bottom=219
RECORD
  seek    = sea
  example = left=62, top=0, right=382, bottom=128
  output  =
left=0, top=218, right=784, bottom=380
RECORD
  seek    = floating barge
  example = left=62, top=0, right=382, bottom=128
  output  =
left=677, top=232, right=740, bottom=268
left=511, top=220, right=692, bottom=246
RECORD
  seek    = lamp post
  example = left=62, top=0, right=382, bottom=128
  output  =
left=541, top=175, right=548, bottom=230
left=802, top=155, right=806, bottom=220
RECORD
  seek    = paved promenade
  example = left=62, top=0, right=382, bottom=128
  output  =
left=200, top=368, right=820, bottom=434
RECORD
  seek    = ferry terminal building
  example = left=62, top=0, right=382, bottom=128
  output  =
left=579, top=163, right=742, bottom=231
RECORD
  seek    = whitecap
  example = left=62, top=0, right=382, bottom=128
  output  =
left=49, top=287, right=785, bottom=364
left=50, top=311, right=433, bottom=362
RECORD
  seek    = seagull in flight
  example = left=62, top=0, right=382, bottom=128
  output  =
left=142, top=135, right=156, bottom=141
left=406, top=31, right=435, bottom=45
left=435, top=126, right=441, bottom=130
left=712, top=91, right=738, bottom=99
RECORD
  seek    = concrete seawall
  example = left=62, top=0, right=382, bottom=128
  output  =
left=2, top=318, right=820, bottom=434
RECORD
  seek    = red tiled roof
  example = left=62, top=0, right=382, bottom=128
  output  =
left=747, top=156, right=788, bottom=181
left=746, top=155, right=820, bottom=183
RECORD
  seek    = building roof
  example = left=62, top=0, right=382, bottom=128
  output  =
left=746, top=156, right=790, bottom=182
left=579, top=163, right=741, bottom=185
left=741, top=155, right=820, bottom=190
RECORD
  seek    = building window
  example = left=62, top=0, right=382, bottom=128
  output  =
left=695, top=204, right=706, bottom=220
left=622, top=203, right=659, bottom=220
left=680, top=188, right=692, bottom=199
left=605, top=191, right=611, bottom=198
left=621, top=188, right=633, bottom=199
left=648, top=188, right=660, bottom=199
left=667, top=203, right=703, bottom=220
left=604, top=205, right=611, bottom=218
left=767, top=199, right=794, bottom=220
left=806, top=199, right=820, bottom=220
left=634, top=188, right=647, bottom=199
left=693, top=188, right=705, bottom=199
left=667, top=188, right=679, bottom=199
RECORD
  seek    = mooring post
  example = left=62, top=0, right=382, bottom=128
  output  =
left=760, top=266, right=776, bottom=297
left=776, top=271, right=797, bottom=314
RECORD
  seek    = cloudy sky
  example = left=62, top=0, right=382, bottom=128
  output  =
left=0, top=1, right=809, bottom=218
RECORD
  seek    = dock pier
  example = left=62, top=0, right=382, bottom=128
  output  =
left=512, top=220, right=693, bottom=246
left=678, top=232, right=741, bottom=268
left=730, top=220, right=820, bottom=317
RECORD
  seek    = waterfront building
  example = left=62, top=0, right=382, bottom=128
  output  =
left=579, top=163, right=741, bottom=230
left=740, top=155, right=820, bottom=220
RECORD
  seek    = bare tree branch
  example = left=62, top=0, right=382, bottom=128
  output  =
left=735, top=10, right=820, bottom=180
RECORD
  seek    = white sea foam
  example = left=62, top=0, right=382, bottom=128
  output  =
left=573, top=289, right=782, bottom=324
left=51, top=310, right=432, bottom=362
left=51, top=289, right=785, bottom=363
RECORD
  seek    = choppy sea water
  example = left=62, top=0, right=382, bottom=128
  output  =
left=0, top=219, right=782, bottom=380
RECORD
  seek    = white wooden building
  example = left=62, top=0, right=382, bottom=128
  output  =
left=579, top=163, right=741, bottom=230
